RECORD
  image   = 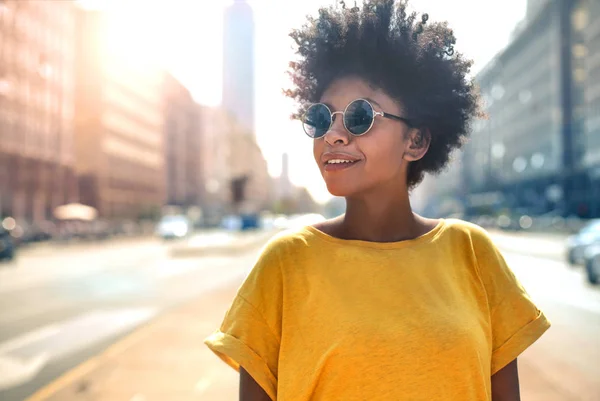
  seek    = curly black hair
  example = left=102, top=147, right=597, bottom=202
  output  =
left=284, top=0, right=481, bottom=188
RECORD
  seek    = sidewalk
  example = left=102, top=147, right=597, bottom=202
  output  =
left=170, top=229, right=279, bottom=258
left=14, top=234, right=155, bottom=258
left=489, top=229, right=568, bottom=262
left=27, top=275, right=575, bottom=401
left=27, top=280, right=241, bottom=401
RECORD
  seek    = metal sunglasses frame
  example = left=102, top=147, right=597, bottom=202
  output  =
left=302, top=98, right=412, bottom=138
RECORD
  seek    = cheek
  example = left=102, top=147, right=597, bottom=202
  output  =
left=313, top=140, right=323, bottom=166
left=360, top=136, right=404, bottom=175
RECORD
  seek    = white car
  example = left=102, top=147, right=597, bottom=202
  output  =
left=155, top=215, right=191, bottom=239
left=566, top=219, right=600, bottom=265
left=583, top=242, right=600, bottom=285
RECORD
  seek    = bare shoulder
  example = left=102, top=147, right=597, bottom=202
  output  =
left=310, top=215, right=344, bottom=237
left=413, top=214, right=442, bottom=236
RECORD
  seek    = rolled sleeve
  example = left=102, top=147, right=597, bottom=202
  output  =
left=205, top=329, right=278, bottom=400
left=471, top=226, right=551, bottom=375
left=490, top=309, right=550, bottom=375
left=204, top=232, right=284, bottom=399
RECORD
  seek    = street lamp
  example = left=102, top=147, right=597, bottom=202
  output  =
left=0, top=78, right=12, bottom=96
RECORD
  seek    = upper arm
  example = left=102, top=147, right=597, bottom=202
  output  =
left=470, top=226, right=550, bottom=373
left=491, top=359, right=521, bottom=401
left=240, top=367, right=273, bottom=401
left=204, top=237, right=285, bottom=400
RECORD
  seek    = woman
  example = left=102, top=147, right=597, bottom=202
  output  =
left=205, top=1, right=550, bottom=400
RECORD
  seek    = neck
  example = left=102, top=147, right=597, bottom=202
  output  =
left=340, top=184, right=421, bottom=242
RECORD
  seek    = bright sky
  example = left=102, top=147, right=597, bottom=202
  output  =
left=84, top=0, right=527, bottom=204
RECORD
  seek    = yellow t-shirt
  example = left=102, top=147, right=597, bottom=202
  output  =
left=204, top=219, right=550, bottom=400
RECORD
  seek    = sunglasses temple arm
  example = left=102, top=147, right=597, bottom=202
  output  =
left=381, top=112, right=413, bottom=127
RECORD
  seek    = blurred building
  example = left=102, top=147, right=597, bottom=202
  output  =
left=0, top=0, right=77, bottom=224
left=222, top=0, right=255, bottom=133
left=278, top=153, right=292, bottom=199
left=526, top=0, right=550, bottom=19
left=461, top=0, right=600, bottom=218
left=411, top=154, right=465, bottom=218
left=464, top=1, right=564, bottom=215
left=227, top=124, right=272, bottom=215
left=162, top=74, right=203, bottom=211
left=578, top=0, right=600, bottom=213
left=74, top=9, right=165, bottom=220
left=322, top=197, right=346, bottom=219
left=270, top=153, right=319, bottom=215
left=199, top=107, right=234, bottom=224
left=199, top=106, right=271, bottom=225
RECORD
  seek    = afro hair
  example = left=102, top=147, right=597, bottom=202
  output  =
left=284, top=0, right=482, bottom=188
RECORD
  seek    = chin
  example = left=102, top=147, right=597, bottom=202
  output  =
left=325, top=181, right=358, bottom=198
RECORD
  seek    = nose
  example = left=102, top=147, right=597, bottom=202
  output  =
left=323, top=112, right=349, bottom=146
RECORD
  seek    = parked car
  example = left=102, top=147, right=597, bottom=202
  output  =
left=565, top=219, right=600, bottom=265
left=240, top=213, right=261, bottom=230
left=0, top=227, right=15, bottom=261
left=155, top=215, right=191, bottom=240
left=221, top=215, right=243, bottom=231
left=583, top=240, right=600, bottom=285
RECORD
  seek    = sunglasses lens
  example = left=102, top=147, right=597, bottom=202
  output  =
left=344, top=99, right=375, bottom=135
left=303, top=104, right=331, bottom=138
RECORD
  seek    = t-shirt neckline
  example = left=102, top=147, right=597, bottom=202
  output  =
left=303, top=218, right=447, bottom=250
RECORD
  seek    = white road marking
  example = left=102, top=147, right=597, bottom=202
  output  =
left=0, top=308, right=157, bottom=391
left=0, top=326, right=60, bottom=354
left=0, top=353, right=50, bottom=391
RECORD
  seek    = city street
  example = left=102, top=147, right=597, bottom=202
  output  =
left=0, top=232, right=262, bottom=401
left=0, top=230, right=598, bottom=401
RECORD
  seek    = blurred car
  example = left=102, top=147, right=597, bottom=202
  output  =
left=566, top=219, right=600, bottom=265
left=583, top=241, right=600, bottom=285
left=221, top=215, right=243, bottom=231
left=0, top=227, right=15, bottom=261
left=240, top=213, right=260, bottom=230
left=155, top=215, right=191, bottom=239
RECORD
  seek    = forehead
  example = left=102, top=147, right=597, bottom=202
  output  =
left=319, top=76, right=401, bottom=114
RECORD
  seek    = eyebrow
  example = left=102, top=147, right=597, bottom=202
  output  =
left=363, top=97, right=382, bottom=109
left=321, top=98, right=383, bottom=110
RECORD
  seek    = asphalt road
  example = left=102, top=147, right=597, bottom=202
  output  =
left=0, top=230, right=598, bottom=401
left=0, top=233, right=261, bottom=401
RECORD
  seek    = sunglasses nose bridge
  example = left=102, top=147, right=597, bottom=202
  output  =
left=329, top=110, right=345, bottom=130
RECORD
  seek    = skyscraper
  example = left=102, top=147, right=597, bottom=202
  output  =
left=526, top=0, right=549, bottom=20
left=222, top=0, right=255, bottom=133
left=280, top=153, right=292, bottom=199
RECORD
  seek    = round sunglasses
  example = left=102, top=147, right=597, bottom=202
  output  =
left=302, top=98, right=412, bottom=139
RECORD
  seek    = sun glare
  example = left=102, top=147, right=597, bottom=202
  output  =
left=104, top=5, right=163, bottom=70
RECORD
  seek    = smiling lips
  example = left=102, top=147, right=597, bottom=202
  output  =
left=322, top=153, right=362, bottom=172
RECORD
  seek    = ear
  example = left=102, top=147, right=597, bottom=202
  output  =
left=403, top=128, right=431, bottom=162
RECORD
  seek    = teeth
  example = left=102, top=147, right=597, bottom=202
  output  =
left=327, top=159, right=355, bottom=164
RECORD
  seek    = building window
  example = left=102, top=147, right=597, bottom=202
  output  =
left=572, top=44, right=588, bottom=58
left=572, top=7, right=589, bottom=32
left=513, top=157, right=527, bottom=174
